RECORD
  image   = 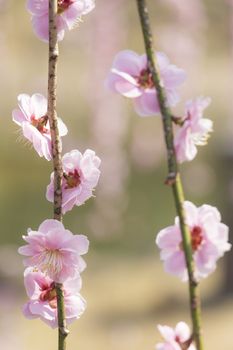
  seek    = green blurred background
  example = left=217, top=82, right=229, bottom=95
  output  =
left=0, top=0, right=233, bottom=349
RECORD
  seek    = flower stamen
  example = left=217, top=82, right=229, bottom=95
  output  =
left=57, top=0, right=74, bottom=14
left=137, top=68, right=154, bottom=89
left=31, top=115, right=49, bottom=134
left=63, top=169, right=81, bottom=189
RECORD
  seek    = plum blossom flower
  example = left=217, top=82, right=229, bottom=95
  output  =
left=27, top=0, right=95, bottom=42
left=18, top=219, right=89, bottom=282
left=156, top=322, right=195, bottom=350
left=106, top=50, right=186, bottom=117
left=12, top=93, right=67, bottom=161
left=174, top=97, right=213, bottom=163
left=156, top=201, right=231, bottom=281
left=23, top=267, right=86, bottom=328
left=46, top=149, right=101, bottom=214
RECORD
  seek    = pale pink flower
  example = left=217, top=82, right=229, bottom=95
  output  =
left=27, top=0, right=95, bottom=42
left=106, top=50, right=186, bottom=117
left=18, top=219, right=89, bottom=282
left=156, top=322, right=195, bottom=350
left=46, top=149, right=101, bottom=213
left=23, top=267, right=86, bottom=328
left=174, top=97, right=213, bottom=163
left=156, top=201, right=231, bottom=281
left=12, top=93, right=67, bottom=161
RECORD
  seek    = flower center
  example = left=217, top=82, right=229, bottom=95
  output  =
left=191, top=225, right=203, bottom=251
left=63, top=169, right=81, bottom=189
left=31, top=115, right=49, bottom=134
left=137, top=68, right=154, bottom=89
left=57, top=0, right=74, bottom=14
left=39, top=282, right=57, bottom=309
left=37, top=249, right=63, bottom=277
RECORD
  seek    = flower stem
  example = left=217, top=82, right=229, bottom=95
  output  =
left=47, top=1, right=68, bottom=349
left=135, top=1, right=204, bottom=349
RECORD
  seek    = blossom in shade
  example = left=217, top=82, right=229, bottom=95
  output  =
left=174, top=97, right=213, bottom=163
left=156, top=322, right=195, bottom=350
left=12, top=93, right=67, bottom=161
left=46, top=149, right=101, bottom=214
left=18, top=219, right=89, bottom=282
left=106, top=50, right=186, bottom=117
left=23, top=267, right=86, bottom=328
left=156, top=201, right=231, bottom=281
left=26, top=0, right=95, bottom=42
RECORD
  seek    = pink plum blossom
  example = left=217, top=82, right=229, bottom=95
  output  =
left=27, top=0, right=95, bottom=42
left=46, top=149, right=101, bottom=214
left=23, top=267, right=86, bottom=328
left=174, top=97, right=213, bottom=163
left=18, top=219, right=89, bottom=282
left=12, top=93, right=67, bottom=161
left=156, top=322, right=195, bottom=350
left=106, top=50, right=186, bottom=117
left=156, top=201, right=231, bottom=281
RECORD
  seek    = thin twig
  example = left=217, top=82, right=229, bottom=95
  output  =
left=135, top=1, right=204, bottom=349
left=47, top=1, right=68, bottom=349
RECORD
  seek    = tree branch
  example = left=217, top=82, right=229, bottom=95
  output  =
left=135, top=1, right=204, bottom=349
left=47, top=1, right=68, bottom=349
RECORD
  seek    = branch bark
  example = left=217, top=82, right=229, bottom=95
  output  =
left=135, top=1, right=204, bottom=349
left=47, top=1, right=68, bottom=349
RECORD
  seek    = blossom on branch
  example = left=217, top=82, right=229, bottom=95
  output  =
left=174, top=97, right=213, bottom=163
left=46, top=149, right=101, bottom=213
left=26, top=0, right=95, bottom=42
left=23, top=267, right=86, bottom=328
left=18, top=219, right=89, bottom=282
left=156, top=201, right=231, bottom=281
left=106, top=50, right=186, bottom=117
left=156, top=322, right=195, bottom=350
left=12, top=93, right=67, bottom=160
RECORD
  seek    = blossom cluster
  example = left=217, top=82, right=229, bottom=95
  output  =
left=27, top=0, right=95, bottom=42
left=14, top=0, right=98, bottom=329
left=106, top=45, right=231, bottom=348
left=106, top=50, right=213, bottom=164
left=18, top=220, right=89, bottom=327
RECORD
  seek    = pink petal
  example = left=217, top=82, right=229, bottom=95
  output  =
left=30, top=93, right=47, bottom=118
left=64, top=274, right=82, bottom=294
left=62, top=195, right=79, bottom=213
left=157, top=325, right=175, bottom=342
left=12, top=109, right=27, bottom=125
left=183, top=201, right=198, bottom=227
left=27, top=0, right=48, bottom=16
left=175, top=322, right=190, bottom=342
left=58, top=117, right=68, bottom=136
left=65, top=294, right=86, bottom=319
left=162, top=65, right=186, bottom=89
left=38, top=219, right=65, bottom=235
left=164, top=251, right=187, bottom=281
left=22, top=302, right=38, bottom=319
left=133, top=91, right=160, bottom=117
left=63, top=149, right=82, bottom=171
left=111, top=50, right=143, bottom=76
left=31, top=14, right=49, bottom=42
left=115, top=79, right=142, bottom=98
left=22, top=123, right=52, bottom=160
left=18, top=94, right=31, bottom=118
left=61, top=2, right=84, bottom=30
left=66, top=234, right=89, bottom=255
left=156, top=226, right=181, bottom=249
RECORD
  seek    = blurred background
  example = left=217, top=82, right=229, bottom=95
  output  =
left=0, top=0, right=233, bottom=349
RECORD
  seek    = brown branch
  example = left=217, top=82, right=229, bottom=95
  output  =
left=47, top=1, right=68, bottom=349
